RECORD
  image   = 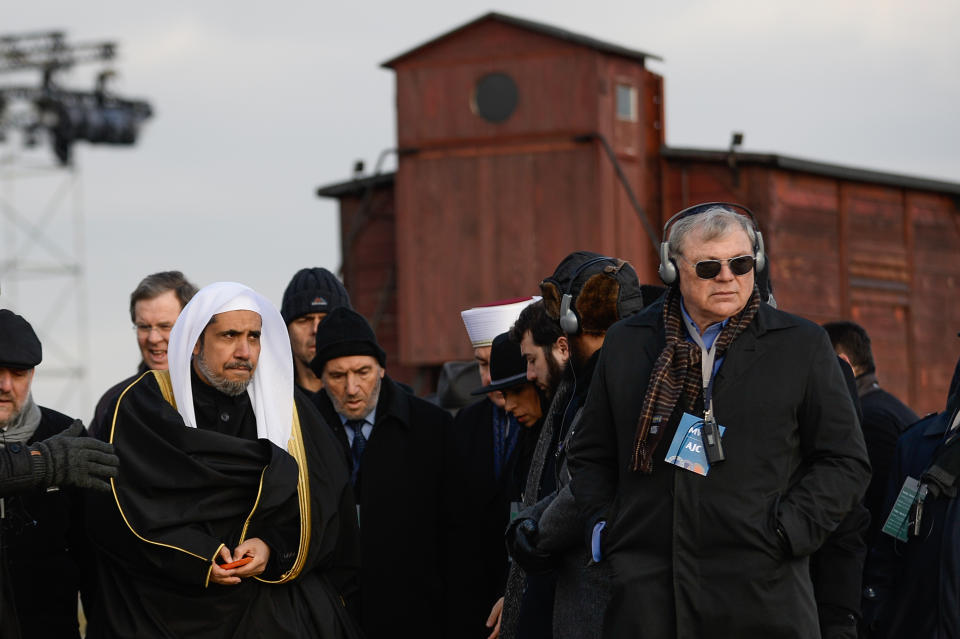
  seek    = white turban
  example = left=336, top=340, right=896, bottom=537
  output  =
left=167, top=282, right=294, bottom=450
left=460, top=296, right=540, bottom=348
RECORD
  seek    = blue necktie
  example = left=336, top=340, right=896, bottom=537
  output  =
left=347, top=419, right=367, bottom=487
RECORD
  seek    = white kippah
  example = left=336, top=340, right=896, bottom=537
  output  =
left=460, top=296, right=540, bottom=348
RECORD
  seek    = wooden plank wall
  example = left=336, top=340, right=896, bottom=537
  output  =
left=662, top=158, right=960, bottom=415
left=390, top=20, right=662, bottom=366
left=338, top=187, right=431, bottom=392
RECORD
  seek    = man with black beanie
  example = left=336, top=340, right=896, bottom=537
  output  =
left=0, top=309, right=118, bottom=639
left=281, top=267, right=352, bottom=405
left=309, top=307, right=454, bottom=639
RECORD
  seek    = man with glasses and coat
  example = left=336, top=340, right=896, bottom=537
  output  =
left=568, top=202, right=870, bottom=639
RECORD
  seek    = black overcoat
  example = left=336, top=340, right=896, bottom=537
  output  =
left=862, top=390, right=960, bottom=639
left=568, top=299, right=871, bottom=639
left=446, top=398, right=513, bottom=637
left=2, top=407, right=96, bottom=639
left=314, top=375, right=455, bottom=639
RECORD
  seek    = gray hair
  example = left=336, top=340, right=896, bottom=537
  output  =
left=667, top=206, right=757, bottom=260
left=129, top=271, right=199, bottom=322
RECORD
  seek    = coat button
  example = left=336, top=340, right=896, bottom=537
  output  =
left=9, top=443, right=21, bottom=453
left=219, top=412, right=230, bottom=422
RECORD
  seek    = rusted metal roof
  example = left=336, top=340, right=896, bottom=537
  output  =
left=380, top=12, right=663, bottom=68
left=662, top=146, right=960, bottom=197
left=316, top=172, right=395, bottom=198
left=317, top=148, right=960, bottom=202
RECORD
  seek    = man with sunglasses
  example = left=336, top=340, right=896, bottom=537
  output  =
left=568, top=203, right=870, bottom=639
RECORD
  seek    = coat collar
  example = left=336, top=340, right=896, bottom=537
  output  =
left=626, top=295, right=801, bottom=391
left=925, top=393, right=960, bottom=438
left=373, top=375, right=412, bottom=430
left=626, top=293, right=799, bottom=336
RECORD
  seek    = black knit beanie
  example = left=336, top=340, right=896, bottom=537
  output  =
left=0, top=309, right=42, bottom=369
left=309, top=307, right=386, bottom=376
left=281, top=267, right=352, bottom=325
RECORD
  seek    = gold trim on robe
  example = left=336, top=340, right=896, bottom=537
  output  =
left=108, top=369, right=312, bottom=584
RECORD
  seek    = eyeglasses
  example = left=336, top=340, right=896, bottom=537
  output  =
left=133, top=323, right=174, bottom=336
left=678, top=254, right=755, bottom=279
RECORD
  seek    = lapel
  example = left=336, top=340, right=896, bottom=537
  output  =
left=714, top=304, right=798, bottom=398
left=630, top=297, right=668, bottom=366
left=370, top=376, right=411, bottom=439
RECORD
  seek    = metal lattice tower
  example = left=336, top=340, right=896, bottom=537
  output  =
left=1, top=30, right=151, bottom=418
left=0, top=147, right=89, bottom=415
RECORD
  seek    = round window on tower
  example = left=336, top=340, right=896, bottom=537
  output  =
left=471, top=73, right=518, bottom=123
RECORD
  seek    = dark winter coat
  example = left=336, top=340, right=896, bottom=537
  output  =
left=568, top=299, right=871, bottom=639
left=313, top=376, right=454, bottom=639
left=1, top=407, right=95, bottom=639
left=89, top=364, right=147, bottom=440
left=809, top=357, right=869, bottom=639
left=861, top=391, right=960, bottom=639
left=537, top=350, right=612, bottom=639
left=856, top=373, right=919, bottom=549
left=445, top=397, right=537, bottom=638
left=501, top=377, right=571, bottom=639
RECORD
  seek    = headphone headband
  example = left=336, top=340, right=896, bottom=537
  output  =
left=658, top=201, right=766, bottom=285
left=563, top=255, right=616, bottom=295
left=661, top=201, right=760, bottom=239
left=542, top=254, right=619, bottom=335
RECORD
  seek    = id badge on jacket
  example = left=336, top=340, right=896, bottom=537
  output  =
left=664, top=412, right=726, bottom=476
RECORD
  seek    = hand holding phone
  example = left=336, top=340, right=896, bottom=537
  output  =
left=219, top=556, right=254, bottom=570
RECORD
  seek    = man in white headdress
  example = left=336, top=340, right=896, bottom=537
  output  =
left=446, top=296, right=539, bottom=638
left=85, top=282, right=362, bottom=639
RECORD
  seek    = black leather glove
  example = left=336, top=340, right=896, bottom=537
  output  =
left=32, top=420, right=119, bottom=492
left=505, top=518, right=557, bottom=576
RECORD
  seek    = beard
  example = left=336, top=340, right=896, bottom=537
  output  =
left=0, top=407, right=21, bottom=431
left=543, top=347, right=568, bottom=402
left=195, top=350, right=253, bottom=397
left=329, top=374, right=382, bottom=421
left=0, top=391, right=22, bottom=430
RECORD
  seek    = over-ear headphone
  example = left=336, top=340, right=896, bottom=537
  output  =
left=556, top=256, right=618, bottom=335
left=658, top=201, right=766, bottom=285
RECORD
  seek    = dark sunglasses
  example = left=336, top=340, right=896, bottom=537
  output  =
left=679, top=254, right=755, bottom=279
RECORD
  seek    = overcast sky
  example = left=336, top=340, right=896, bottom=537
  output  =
left=3, top=0, right=958, bottom=419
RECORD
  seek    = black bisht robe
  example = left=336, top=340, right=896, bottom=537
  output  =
left=85, top=370, right=361, bottom=639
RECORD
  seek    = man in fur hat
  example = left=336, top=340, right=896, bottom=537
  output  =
left=568, top=204, right=870, bottom=638
left=497, top=253, right=648, bottom=639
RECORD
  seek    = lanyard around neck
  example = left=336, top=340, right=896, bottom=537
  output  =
left=682, top=312, right=719, bottom=420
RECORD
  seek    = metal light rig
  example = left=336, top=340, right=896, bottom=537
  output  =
left=0, top=30, right=153, bottom=165
left=0, top=31, right=152, bottom=416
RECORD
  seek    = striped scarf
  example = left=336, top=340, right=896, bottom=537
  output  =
left=631, top=286, right=761, bottom=472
